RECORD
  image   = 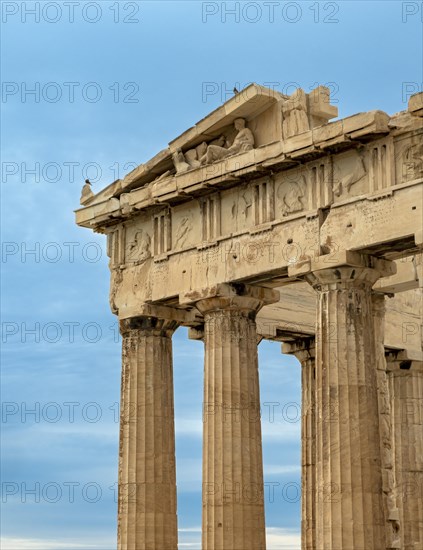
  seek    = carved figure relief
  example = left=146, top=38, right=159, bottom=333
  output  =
left=200, top=118, right=254, bottom=165
left=172, top=149, right=191, bottom=174
left=171, top=119, right=255, bottom=174
left=126, top=229, right=151, bottom=264
left=402, top=142, right=423, bottom=182
left=174, top=216, right=192, bottom=249
left=282, top=89, right=309, bottom=139
left=173, top=142, right=209, bottom=174
left=333, top=150, right=366, bottom=197
left=278, top=175, right=307, bottom=216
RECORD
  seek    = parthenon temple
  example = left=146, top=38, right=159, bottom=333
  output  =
left=76, top=84, right=423, bottom=550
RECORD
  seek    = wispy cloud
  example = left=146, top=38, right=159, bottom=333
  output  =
left=0, top=538, right=114, bottom=550
left=177, top=526, right=300, bottom=550
left=266, top=527, right=301, bottom=549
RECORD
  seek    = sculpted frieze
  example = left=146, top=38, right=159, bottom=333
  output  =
left=282, top=88, right=310, bottom=139
left=402, top=142, right=423, bottom=182
left=172, top=118, right=255, bottom=175
left=174, top=216, right=192, bottom=249
left=332, top=149, right=367, bottom=198
left=126, top=229, right=151, bottom=265
left=277, top=174, right=307, bottom=216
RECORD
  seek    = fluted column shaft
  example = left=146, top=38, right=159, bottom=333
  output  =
left=197, top=296, right=266, bottom=550
left=300, top=343, right=316, bottom=550
left=372, top=295, right=401, bottom=549
left=388, top=358, right=423, bottom=550
left=284, top=339, right=316, bottom=550
left=305, top=267, right=386, bottom=550
left=118, top=317, right=178, bottom=550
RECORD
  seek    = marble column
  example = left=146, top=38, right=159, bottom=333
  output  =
left=188, top=284, right=278, bottom=550
left=305, top=266, right=387, bottom=550
left=372, top=294, right=401, bottom=549
left=118, top=316, right=178, bottom=550
left=387, top=354, right=423, bottom=550
left=284, top=338, right=316, bottom=550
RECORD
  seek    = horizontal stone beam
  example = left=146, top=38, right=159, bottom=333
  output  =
left=287, top=250, right=396, bottom=279
left=374, top=253, right=422, bottom=293
left=118, top=302, right=201, bottom=325
left=180, top=282, right=279, bottom=306
left=256, top=283, right=422, bottom=355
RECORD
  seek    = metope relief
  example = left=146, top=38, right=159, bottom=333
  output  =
left=277, top=174, right=307, bottom=217
left=174, top=216, right=192, bottom=250
left=332, top=149, right=367, bottom=199
left=125, top=229, right=151, bottom=265
left=401, top=142, right=423, bottom=183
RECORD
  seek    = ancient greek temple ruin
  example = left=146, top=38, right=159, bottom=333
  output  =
left=76, top=84, right=423, bottom=550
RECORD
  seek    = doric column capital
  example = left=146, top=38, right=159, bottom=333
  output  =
left=119, top=302, right=203, bottom=337
left=188, top=326, right=204, bottom=341
left=119, top=315, right=179, bottom=338
left=119, top=302, right=200, bottom=328
left=289, top=250, right=396, bottom=289
left=385, top=349, right=423, bottom=373
left=305, top=265, right=385, bottom=291
left=282, top=337, right=315, bottom=364
left=180, top=282, right=279, bottom=317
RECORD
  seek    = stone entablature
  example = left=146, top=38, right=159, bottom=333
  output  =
left=76, top=86, right=423, bottom=349
left=76, top=86, right=421, bottom=229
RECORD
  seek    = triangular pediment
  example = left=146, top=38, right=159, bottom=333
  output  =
left=168, top=84, right=285, bottom=152
left=82, top=84, right=288, bottom=206
left=80, top=83, right=415, bottom=229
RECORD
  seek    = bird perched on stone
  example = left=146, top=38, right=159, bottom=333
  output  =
left=80, top=179, right=94, bottom=205
left=233, top=87, right=239, bottom=95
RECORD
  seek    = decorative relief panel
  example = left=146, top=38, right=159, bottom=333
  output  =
left=281, top=88, right=309, bottom=139
left=123, top=215, right=153, bottom=266
left=125, top=229, right=151, bottom=265
left=401, top=141, right=423, bottom=183
left=276, top=171, right=307, bottom=217
left=332, top=149, right=367, bottom=200
left=172, top=202, right=199, bottom=252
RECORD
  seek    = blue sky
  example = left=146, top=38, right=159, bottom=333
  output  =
left=1, top=1, right=422, bottom=549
